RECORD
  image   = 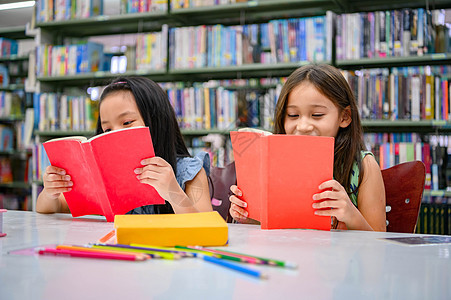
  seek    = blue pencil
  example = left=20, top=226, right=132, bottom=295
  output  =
left=201, top=255, right=268, bottom=279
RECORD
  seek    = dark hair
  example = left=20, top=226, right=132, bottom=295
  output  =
left=96, top=76, right=190, bottom=174
left=274, top=64, right=365, bottom=198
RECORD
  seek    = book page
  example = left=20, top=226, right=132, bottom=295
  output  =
left=45, top=136, right=88, bottom=143
left=43, top=138, right=106, bottom=217
left=90, top=126, right=165, bottom=219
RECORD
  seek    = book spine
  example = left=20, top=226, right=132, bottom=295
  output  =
left=260, top=136, right=269, bottom=229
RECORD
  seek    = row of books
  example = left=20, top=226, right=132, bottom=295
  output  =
left=36, top=0, right=169, bottom=22
left=37, top=29, right=169, bottom=76
left=32, top=69, right=451, bottom=134
left=0, top=38, right=18, bottom=57
left=121, top=0, right=168, bottom=14
left=170, top=0, right=237, bottom=9
left=36, top=0, right=103, bottom=23
left=33, top=93, right=98, bottom=132
left=16, top=108, right=35, bottom=150
left=0, top=65, right=8, bottom=87
left=0, top=91, right=25, bottom=117
left=364, top=133, right=451, bottom=190
left=32, top=143, right=50, bottom=182
left=0, top=126, right=14, bottom=151
left=266, top=15, right=333, bottom=63
left=168, top=15, right=331, bottom=69
left=164, top=83, right=238, bottom=130
left=343, top=66, right=451, bottom=121
left=0, top=157, right=13, bottom=183
left=336, top=9, right=451, bottom=60
left=416, top=200, right=451, bottom=235
left=135, top=27, right=168, bottom=71
left=36, top=41, right=105, bottom=77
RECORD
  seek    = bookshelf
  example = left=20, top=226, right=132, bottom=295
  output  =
left=23, top=0, right=451, bottom=232
left=0, top=26, right=34, bottom=211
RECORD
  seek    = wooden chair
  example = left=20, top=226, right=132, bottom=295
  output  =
left=208, top=162, right=236, bottom=223
left=382, top=161, right=426, bottom=233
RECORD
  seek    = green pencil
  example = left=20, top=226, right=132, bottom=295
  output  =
left=210, top=248, right=298, bottom=269
left=174, top=245, right=250, bottom=263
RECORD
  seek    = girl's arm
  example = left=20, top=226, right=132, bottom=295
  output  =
left=136, top=156, right=212, bottom=213
left=37, top=193, right=69, bottom=214
left=36, top=166, right=71, bottom=214
left=313, top=155, right=386, bottom=231
left=351, top=155, right=387, bottom=231
left=183, top=168, right=213, bottom=213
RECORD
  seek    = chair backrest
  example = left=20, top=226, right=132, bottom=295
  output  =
left=208, top=162, right=236, bottom=223
left=382, top=161, right=426, bottom=233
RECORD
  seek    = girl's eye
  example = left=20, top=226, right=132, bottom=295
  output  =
left=104, top=128, right=111, bottom=132
left=312, top=114, right=324, bottom=117
left=123, top=120, right=134, bottom=126
left=287, top=114, right=298, bottom=118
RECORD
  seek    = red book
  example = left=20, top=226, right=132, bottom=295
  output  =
left=43, top=126, right=165, bottom=222
left=230, top=131, right=333, bottom=230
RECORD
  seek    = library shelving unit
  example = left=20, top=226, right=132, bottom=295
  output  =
left=27, top=0, right=451, bottom=233
left=0, top=26, right=33, bottom=210
left=30, top=0, right=340, bottom=210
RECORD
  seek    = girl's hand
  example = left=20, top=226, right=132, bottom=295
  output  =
left=135, top=156, right=185, bottom=205
left=41, top=166, right=73, bottom=201
left=229, top=185, right=249, bottom=223
left=312, top=179, right=360, bottom=226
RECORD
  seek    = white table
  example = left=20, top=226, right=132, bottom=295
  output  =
left=0, top=211, right=450, bottom=300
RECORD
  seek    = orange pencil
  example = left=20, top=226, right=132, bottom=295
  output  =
left=97, top=230, right=116, bottom=244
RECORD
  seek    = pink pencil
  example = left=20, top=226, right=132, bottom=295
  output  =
left=189, top=246, right=261, bottom=264
left=36, top=247, right=146, bottom=261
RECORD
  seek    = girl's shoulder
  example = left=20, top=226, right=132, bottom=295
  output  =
left=176, top=151, right=210, bottom=190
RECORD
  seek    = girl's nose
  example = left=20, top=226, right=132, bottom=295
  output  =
left=295, top=118, right=313, bottom=134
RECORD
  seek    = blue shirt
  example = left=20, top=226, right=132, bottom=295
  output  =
left=127, top=151, right=210, bottom=215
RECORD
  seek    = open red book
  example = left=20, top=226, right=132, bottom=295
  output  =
left=43, top=126, right=165, bottom=222
left=230, top=131, right=334, bottom=230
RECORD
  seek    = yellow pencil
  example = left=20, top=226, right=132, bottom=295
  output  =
left=92, top=244, right=181, bottom=260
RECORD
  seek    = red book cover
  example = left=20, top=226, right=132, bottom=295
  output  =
left=43, top=126, right=165, bottom=222
left=231, top=131, right=333, bottom=230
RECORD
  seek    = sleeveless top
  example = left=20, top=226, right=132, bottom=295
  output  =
left=126, top=151, right=210, bottom=215
left=349, top=151, right=374, bottom=207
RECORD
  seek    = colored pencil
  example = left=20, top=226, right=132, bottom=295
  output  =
left=130, top=243, right=195, bottom=257
left=201, top=254, right=268, bottom=279
left=178, top=246, right=259, bottom=264
left=36, top=247, right=146, bottom=261
left=56, top=245, right=150, bottom=260
left=91, top=243, right=192, bottom=257
left=209, top=248, right=298, bottom=269
left=92, top=244, right=181, bottom=260
left=97, top=230, right=116, bottom=243
left=190, top=246, right=263, bottom=264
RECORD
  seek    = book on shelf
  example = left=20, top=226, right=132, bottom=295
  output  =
left=42, top=126, right=165, bottom=222
left=230, top=130, right=333, bottom=230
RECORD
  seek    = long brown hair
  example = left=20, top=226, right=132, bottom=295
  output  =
left=274, top=64, right=365, bottom=197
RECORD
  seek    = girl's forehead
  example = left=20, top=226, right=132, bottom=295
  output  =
left=100, top=91, right=135, bottom=106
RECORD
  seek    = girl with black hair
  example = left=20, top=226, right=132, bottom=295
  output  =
left=37, top=77, right=213, bottom=215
